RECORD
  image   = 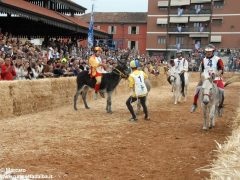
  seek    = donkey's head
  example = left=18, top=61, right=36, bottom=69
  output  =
left=168, top=67, right=177, bottom=83
left=115, top=52, right=131, bottom=78
left=201, top=72, right=215, bottom=105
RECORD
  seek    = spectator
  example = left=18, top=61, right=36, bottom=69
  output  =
left=0, top=57, right=4, bottom=80
left=1, top=55, right=16, bottom=80
left=14, top=56, right=27, bottom=80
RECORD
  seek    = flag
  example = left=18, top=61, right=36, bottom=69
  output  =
left=88, top=4, right=94, bottom=48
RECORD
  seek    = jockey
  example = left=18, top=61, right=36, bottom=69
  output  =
left=89, top=47, right=107, bottom=99
left=191, top=44, right=224, bottom=112
left=173, top=50, right=188, bottom=96
left=126, top=60, right=150, bottom=121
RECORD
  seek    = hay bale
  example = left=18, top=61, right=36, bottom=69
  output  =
left=29, top=79, right=53, bottom=112
left=51, top=77, right=76, bottom=108
left=0, top=81, right=14, bottom=119
left=10, top=80, right=33, bottom=116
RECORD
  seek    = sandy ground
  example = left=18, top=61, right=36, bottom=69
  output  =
left=0, top=77, right=240, bottom=180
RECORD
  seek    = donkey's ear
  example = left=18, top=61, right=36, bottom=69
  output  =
left=120, top=51, right=130, bottom=61
left=211, top=73, right=216, bottom=81
left=209, top=73, right=215, bottom=82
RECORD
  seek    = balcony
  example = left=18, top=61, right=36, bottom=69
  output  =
left=169, top=8, right=211, bottom=15
left=188, top=8, right=211, bottom=14
left=168, top=26, right=210, bottom=33
left=167, top=44, right=208, bottom=50
left=168, top=44, right=193, bottom=50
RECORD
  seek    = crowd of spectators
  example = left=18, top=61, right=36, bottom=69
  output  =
left=0, top=30, right=239, bottom=81
left=0, top=31, right=167, bottom=81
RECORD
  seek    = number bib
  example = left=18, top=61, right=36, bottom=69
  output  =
left=130, top=71, right=147, bottom=97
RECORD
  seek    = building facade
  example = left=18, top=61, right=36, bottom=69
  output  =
left=147, top=0, right=240, bottom=56
left=80, top=12, right=147, bottom=54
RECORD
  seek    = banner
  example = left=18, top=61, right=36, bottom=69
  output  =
left=88, top=4, right=94, bottom=48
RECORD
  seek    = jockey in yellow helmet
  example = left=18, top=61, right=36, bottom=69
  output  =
left=88, top=47, right=106, bottom=98
left=126, top=59, right=150, bottom=121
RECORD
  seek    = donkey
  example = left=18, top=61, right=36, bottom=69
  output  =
left=168, top=67, right=189, bottom=104
left=74, top=54, right=130, bottom=113
left=199, top=73, right=223, bottom=130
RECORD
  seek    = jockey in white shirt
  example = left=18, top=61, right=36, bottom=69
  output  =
left=173, top=50, right=188, bottom=96
left=191, top=44, right=224, bottom=112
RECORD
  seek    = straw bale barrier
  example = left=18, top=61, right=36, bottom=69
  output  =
left=0, top=72, right=237, bottom=120
left=0, top=75, right=167, bottom=120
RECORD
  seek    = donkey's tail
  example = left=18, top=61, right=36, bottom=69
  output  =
left=224, top=76, right=240, bottom=87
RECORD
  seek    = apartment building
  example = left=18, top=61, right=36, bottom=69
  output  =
left=80, top=12, right=147, bottom=54
left=147, top=0, right=240, bottom=56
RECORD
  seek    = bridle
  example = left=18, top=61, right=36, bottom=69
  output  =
left=169, top=75, right=176, bottom=82
left=112, top=67, right=128, bottom=78
left=203, top=79, right=215, bottom=98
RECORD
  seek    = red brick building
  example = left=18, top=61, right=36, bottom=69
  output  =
left=79, top=12, right=147, bottom=54
left=147, top=0, right=240, bottom=56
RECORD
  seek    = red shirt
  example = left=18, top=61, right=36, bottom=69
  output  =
left=1, top=64, right=16, bottom=80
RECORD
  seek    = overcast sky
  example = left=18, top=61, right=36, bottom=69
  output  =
left=72, top=0, right=148, bottom=13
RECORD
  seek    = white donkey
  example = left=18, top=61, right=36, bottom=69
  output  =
left=199, top=73, right=223, bottom=130
left=168, top=67, right=189, bottom=104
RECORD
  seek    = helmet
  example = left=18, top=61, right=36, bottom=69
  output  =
left=61, top=58, right=68, bottom=64
left=130, top=60, right=140, bottom=68
left=205, top=44, right=215, bottom=52
left=94, top=47, right=102, bottom=52
left=176, top=49, right=182, bottom=54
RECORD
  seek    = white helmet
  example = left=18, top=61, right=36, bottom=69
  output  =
left=205, top=44, right=215, bottom=52
left=176, top=49, right=182, bottom=54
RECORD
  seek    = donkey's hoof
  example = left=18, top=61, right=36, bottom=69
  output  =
left=209, top=125, right=215, bottom=129
left=85, top=106, right=90, bottom=109
left=107, top=111, right=113, bottom=114
left=74, top=106, right=78, bottom=111
left=202, top=126, right=208, bottom=130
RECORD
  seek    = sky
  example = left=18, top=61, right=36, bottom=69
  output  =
left=72, top=0, right=148, bottom=13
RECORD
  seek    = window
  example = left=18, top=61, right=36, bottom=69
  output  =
left=128, top=26, right=139, bottom=34
left=158, top=24, right=167, bottom=28
left=159, top=7, right=167, bottom=10
left=96, top=25, right=101, bottom=30
left=128, top=41, right=138, bottom=50
left=214, top=1, right=224, bottom=8
left=193, top=22, right=203, bottom=32
left=158, top=37, right=166, bottom=45
left=131, top=26, right=137, bottom=34
left=108, top=26, right=117, bottom=34
left=212, top=19, right=223, bottom=25
left=176, top=37, right=184, bottom=44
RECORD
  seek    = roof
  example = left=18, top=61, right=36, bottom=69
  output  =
left=56, top=0, right=87, bottom=13
left=0, top=0, right=108, bottom=36
left=61, top=14, right=108, bottom=34
left=79, top=12, right=148, bottom=24
left=1, top=0, right=73, bottom=24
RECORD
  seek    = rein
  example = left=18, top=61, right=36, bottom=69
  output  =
left=112, top=68, right=128, bottom=78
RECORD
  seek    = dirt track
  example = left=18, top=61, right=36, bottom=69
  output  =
left=0, top=75, right=240, bottom=180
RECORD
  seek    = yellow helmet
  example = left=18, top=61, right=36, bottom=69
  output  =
left=94, top=47, right=102, bottom=52
left=130, top=60, right=140, bottom=68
